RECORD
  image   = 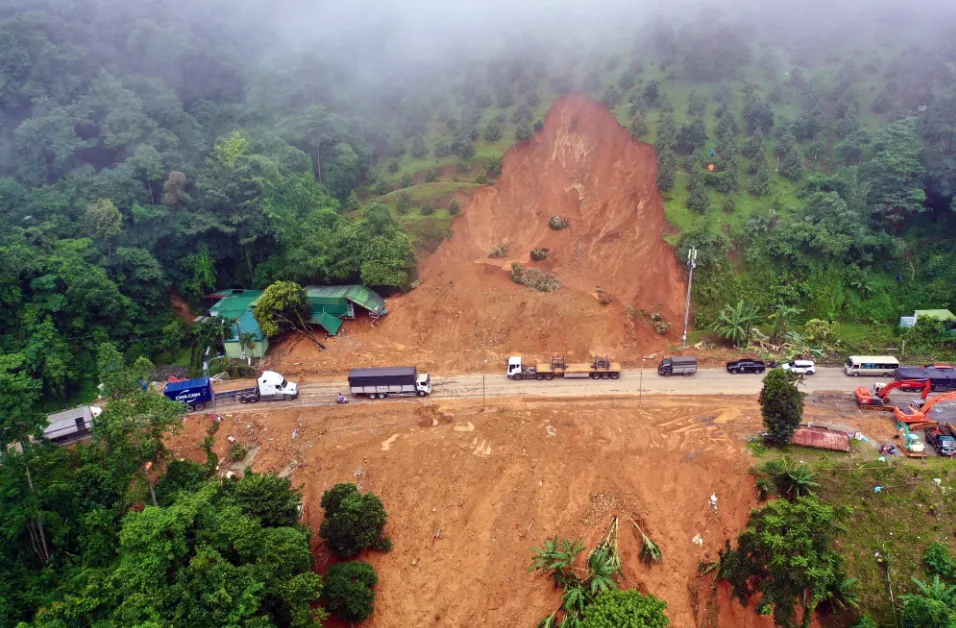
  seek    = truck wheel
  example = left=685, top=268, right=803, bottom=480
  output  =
left=284, top=394, right=293, bottom=401
left=664, top=371, right=671, bottom=377
left=418, top=391, right=426, bottom=397
left=684, top=372, right=692, bottom=377
left=378, top=393, right=387, bottom=399
left=368, top=393, right=377, bottom=399
left=513, top=374, right=522, bottom=381
left=536, top=374, right=544, bottom=381
left=186, top=404, right=195, bottom=412
left=239, top=398, right=248, bottom=404
left=193, top=403, right=204, bottom=411
left=601, top=372, right=610, bottom=379
left=250, top=397, right=259, bottom=404
left=545, top=373, right=553, bottom=381
left=610, top=372, right=620, bottom=379
left=590, top=372, right=599, bottom=379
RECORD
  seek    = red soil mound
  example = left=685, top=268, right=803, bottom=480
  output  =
left=427, top=93, right=685, bottom=317
left=271, top=95, right=686, bottom=376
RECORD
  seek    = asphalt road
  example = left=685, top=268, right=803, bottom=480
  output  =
left=210, top=367, right=870, bottom=414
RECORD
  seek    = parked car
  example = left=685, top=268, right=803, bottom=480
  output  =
left=924, top=428, right=956, bottom=457
left=781, top=359, right=816, bottom=375
left=726, top=359, right=766, bottom=374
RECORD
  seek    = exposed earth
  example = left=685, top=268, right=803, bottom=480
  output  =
left=168, top=396, right=781, bottom=627
left=265, top=94, right=688, bottom=379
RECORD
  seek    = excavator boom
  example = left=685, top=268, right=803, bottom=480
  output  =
left=856, top=379, right=930, bottom=409
left=894, top=390, right=956, bottom=424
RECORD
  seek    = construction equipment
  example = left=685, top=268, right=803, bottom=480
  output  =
left=507, top=355, right=621, bottom=381
left=855, top=379, right=931, bottom=411
left=895, top=390, right=956, bottom=424
left=896, top=420, right=927, bottom=457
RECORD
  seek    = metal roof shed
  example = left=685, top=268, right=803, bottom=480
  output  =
left=44, top=407, right=95, bottom=444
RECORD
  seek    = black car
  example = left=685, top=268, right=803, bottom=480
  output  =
left=726, top=359, right=766, bottom=374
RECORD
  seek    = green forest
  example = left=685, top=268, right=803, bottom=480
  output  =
left=3, top=0, right=956, bottom=624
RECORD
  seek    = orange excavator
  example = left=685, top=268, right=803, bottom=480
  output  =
left=855, top=379, right=931, bottom=411
left=895, top=390, right=956, bottom=424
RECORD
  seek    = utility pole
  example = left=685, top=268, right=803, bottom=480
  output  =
left=681, top=247, right=698, bottom=349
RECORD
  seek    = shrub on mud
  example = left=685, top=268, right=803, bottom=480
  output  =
left=511, top=263, right=561, bottom=292
left=488, top=243, right=509, bottom=259
left=319, top=483, right=390, bottom=559
left=549, top=215, right=569, bottom=230
left=448, top=200, right=460, bottom=216
left=600, top=295, right=614, bottom=306
left=530, top=248, right=550, bottom=261
left=420, top=201, right=434, bottom=216
left=649, top=312, right=670, bottom=335
left=229, top=441, right=247, bottom=461
left=323, top=561, right=378, bottom=623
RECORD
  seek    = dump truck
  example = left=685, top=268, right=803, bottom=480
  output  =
left=507, top=355, right=621, bottom=381
left=163, top=371, right=298, bottom=411
left=348, top=366, right=432, bottom=399
left=657, top=356, right=698, bottom=376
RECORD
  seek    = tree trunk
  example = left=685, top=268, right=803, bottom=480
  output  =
left=24, top=463, right=50, bottom=563
left=315, top=147, right=322, bottom=183
left=146, top=468, right=158, bottom=507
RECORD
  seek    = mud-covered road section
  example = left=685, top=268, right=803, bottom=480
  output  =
left=269, top=95, right=687, bottom=378
left=168, top=397, right=774, bottom=627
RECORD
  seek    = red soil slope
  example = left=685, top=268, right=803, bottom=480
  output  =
left=272, top=94, right=687, bottom=376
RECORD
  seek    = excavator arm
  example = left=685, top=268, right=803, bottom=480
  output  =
left=895, top=389, right=956, bottom=424
left=856, top=379, right=929, bottom=407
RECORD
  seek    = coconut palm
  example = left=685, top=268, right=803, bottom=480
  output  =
left=712, top=300, right=760, bottom=348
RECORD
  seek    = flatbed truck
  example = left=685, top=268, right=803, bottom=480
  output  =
left=507, top=355, right=621, bottom=381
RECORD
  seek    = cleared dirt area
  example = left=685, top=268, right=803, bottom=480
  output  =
left=167, top=396, right=786, bottom=627
left=267, top=95, right=687, bottom=378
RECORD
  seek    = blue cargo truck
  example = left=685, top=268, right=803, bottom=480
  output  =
left=163, top=371, right=298, bottom=411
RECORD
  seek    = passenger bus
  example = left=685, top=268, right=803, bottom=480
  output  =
left=844, top=355, right=900, bottom=377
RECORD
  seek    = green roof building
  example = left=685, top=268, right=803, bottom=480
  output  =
left=205, top=285, right=388, bottom=357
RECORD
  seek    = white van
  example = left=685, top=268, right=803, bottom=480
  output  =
left=844, top=356, right=900, bottom=377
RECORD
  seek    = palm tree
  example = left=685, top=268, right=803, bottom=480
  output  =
left=764, top=455, right=820, bottom=501
left=238, top=331, right=257, bottom=365
left=530, top=537, right=585, bottom=587
left=912, top=575, right=956, bottom=605
left=712, top=300, right=760, bottom=348
left=769, top=304, right=802, bottom=344
left=586, top=549, right=619, bottom=596
left=820, top=576, right=860, bottom=611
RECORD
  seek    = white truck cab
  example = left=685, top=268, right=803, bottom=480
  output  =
left=417, top=373, right=432, bottom=395
left=508, top=357, right=523, bottom=378
left=258, top=371, right=298, bottom=399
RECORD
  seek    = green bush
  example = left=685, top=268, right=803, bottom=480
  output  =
left=925, top=542, right=956, bottom=579
left=319, top=484, right=389, bottom=559
left=395, top=192, right=411, bottom=215
left=424, top=169, right=438, bottom=183
left=231, top=471, right=301, bottom=527
left=760, top=370, right=804, bottom=445
left=582, top=589, right=670, bottom=628
left=399, top=174, right=414, bottom=188
left=323, top=561, right=378, bottom=623
left=488, top=243, right=509, bottom=259
left=515, top=124, right=533, bottom=143
left=374, top=180, right=391, bottom=196
left=530, top=248, right=550, bottom=261
left=229, top=441, right=246, bottom=461
left=448, top=200, right=461, bottom=216
left=387, top=161, right=399, bottom=174
left=420, top=202, right=434, bottom=216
